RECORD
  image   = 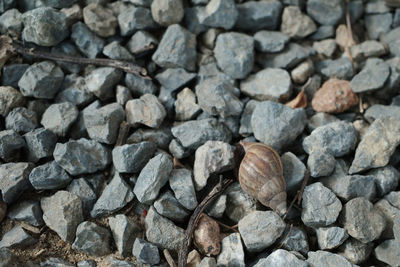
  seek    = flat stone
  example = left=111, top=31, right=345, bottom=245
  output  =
left=0, top=162, right=33, bottom=204
left=307, top=251, right=354, bottom=267
left=315, top=58, right=354, bottom=80
left=340, top=238, right=373, bottom=265
left=85, top=67, right=122, bottom=100
left=112, top=142, right=156, bottom=173
left=71, top=22, right=105, bottom=58
left=374, top=239, right=400, bottom=266
left=169, top=168, right=197, bottom=210
left=0, top=9, right=22, bottom=38
left=41, top=191, right=83, bottom=242
left=278, top=226, right=309, bottom=255
left=307, top=0, right=344, bottom=25
left=125, top=94, right=166, bottom=128
left=83, top=3, right=117, bottom=37
left=0, top=86, right=25, bottom=117
left=316, top=227, right=348, bottom=250
left=381, top=27, right=400, bottom=56
left=281, top=6, right=316, bottom=39
left=365, top=13, right=392, bottom=40
left=257, top=43, right=308, bottom=69
left=368, top=166, right=399, bottom=197
left=72, top=221, right=111, bottom=256
left=29, top=161, right=71, bottom=190
left=241, top=68, right=291, bottom=101
left=307, top=149, right=336, bottom=178
left=301, top=182, right=342, bottom=228
left=251, top=101, right=306, bottom=151
left=126, top=30, right=158, bottom=55
left=0, top=225, right=36, bottom=249
left=151, top=0, right=183, bottom=27
left=214, top=32, right=254, bottom=79
left=7, top=200, right=43, bottom=227
left=0, top=130, right=25, bottom=162
left=41, top=102, right=78, bottom=137
left=225, top=182, right=257, bottom=223
left=350, top=58, right=390, bottom=93
left=125, top=73, right=157, bottom=97
left=66, top=178, right=97, bottom=217
left=175, top=88, right=201, bottom=121
left=53, top=138, right=111, bottom=175
left=117, top=6, right=157, bottom=36
left=109, top=214, right=139, bottom=257
left=341, top=197, right=386, bottom=243
left=254, top=31, right=289, bottom=53
left=103, top=41, right=134, bottom=61
left=236, top=0, right=282, bottom=31
left=198, top=0, right=238, bottom=30
left=254, top=249, right=308, bottom=267
left=217, top=233, right=245, bottom=267
left=132, top=238, right=160, bottom=265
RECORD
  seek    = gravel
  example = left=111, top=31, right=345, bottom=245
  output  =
left=29, top=161, right=71, bottom=190
left=72, top=221, right=111, bottom=256
left=235, top=0, right=282, bottom=31
left=217, top=233, right=245, bottom=267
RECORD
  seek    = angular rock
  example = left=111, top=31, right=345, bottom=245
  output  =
left=281, top=6, right=316, bottom=39
left=307, top=0, right=344, bottom=25
left=316, top=226, right=348, bottom=250
left=0, top=130, right=25, bottom=162
left=311, top=25, right=335, bottom=41
left=0, top=225, right=36, bottom=249
left=103, top=41, right=133, bottom=61
left=124, top=73, right=157, bottom=97
left=40, top=257, right=75, bottom=267
left=375, top=199, right=400, bottom=239
left=350, top=40, right=387, bottom=61
left=72, top=221, right=111, bottom=256
left=85, top=67, right=122, bottom=100
left=313, top=39, right=337, bottom=58
left=29, top=161, right=71, bottom=190
left=307, top=149, right=336, bottom=178
left=83, top=3, right=117, bottom=37
left=0, top=9, right=22, bottom=38
left=175, top=88, right=201, bottom=121
left=71, top=22, right=105, bottom=58
left=0, top=162, right=33, bottom=204
left=155, top=68, right=196, bottom=92
left=238, top=99, right=258, bottom=136
left=117, top=6, right=157, bottom=36
left=55, top=74, right=93, bottom=106
left=350, top=58, right=390, bottom=93
left=253, top=31, right=289, bottom=53
left=126, top=127, right=171, bottom=149
left=278, top=226, right=309, bottom=255
left=235, top=0, right=282, bottom=31
left=151, top=0, right=183, bottom=27
left=112, top=142, right=156, bottom=173
left=368, top=166, right=399, bottom=197
left=254, top=249, right=308, bottom=267
left=206, top=194, right=226, bottom=218
left=5, top=107, right=37, bottom=134
left=381, top=27, right=400, bottom=57
left=154, top=190, right=189, bottom=222
left=307, top=113, right=339, bottom=132
left=217, top=233, right=245, bottom=267
left=198, top=257, right=217, bottom=267
left=258, top=43, right=308, bottom=69
left=374, top=239, right=400, bottom=266
left=77, top=260, right=96, bottom=267
left=8, top=200, right=43, bottom=227
left=340, top=238, right=373, bottom=264
left=41, top=102, right=78, bottom=137
left=125, top=94, right=166, bottom=128
left=365, top=105, right=400, bottom=123
left=132, top=238, right=160, bottom=265
left=198, top=0, right=238, bottom=30
left=0, top=86, right=25, bottom=117
left=109, top=214, right=139, bottom=257
left=115, top=85, right=132, bottom=106
left=225, top=183, right=257, bottom=223
left=66, top=178, right=97, bottom=216
left=126, top=30, right=158, bottom=55
left=307, top=251, right=354, bottom=267
left=315, top=58, right=354, bottom=80
left=169, top=168, right=198, bottom=210
left=365, top=13, right=392, bottom=40
left=282, top=152, right=307, bottom=196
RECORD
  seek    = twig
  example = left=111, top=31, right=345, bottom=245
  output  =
left=178, top=178, right=233, bottom=267
left=277, top=224, right=293, bottom=249
left=283, top=195, right=298, bottom=221
left=115, top=121, right=131, bottom=147
left=164, top=249, right=177, bottom=267
left=215, top=220, right=238, bottom=233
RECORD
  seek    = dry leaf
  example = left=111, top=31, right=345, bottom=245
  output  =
left=193, top=213, right=221, bottom=256
left=285, top=89, right=307, bottom=109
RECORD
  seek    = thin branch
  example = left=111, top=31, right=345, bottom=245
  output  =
left=215, top=220, right=238, bottom=233
left=164, top=249, right=177, bottom=267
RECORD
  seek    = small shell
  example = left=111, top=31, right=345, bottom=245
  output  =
left=193, top=213, right=221, bottom=256
left=238, top=141, right=287, bottom=216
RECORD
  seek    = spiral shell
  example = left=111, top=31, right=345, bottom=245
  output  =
left=238, top=141, right=287, bottom=216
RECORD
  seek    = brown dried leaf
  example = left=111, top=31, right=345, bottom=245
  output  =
left=0, top=35, right=14, bottom=73
left=285, top=89, right=307, bottom=109
left=193, top=213, right=221, bottom=256
left=312, top=78, right=358, bottom=114
left=0, top=199, right=6, bottom=223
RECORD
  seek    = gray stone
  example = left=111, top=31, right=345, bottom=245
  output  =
left=385, top=191, right=400, bottom=209
left=169, top=168, right=198, bottom=210
left=0, top=248, right=18, bottom=267
left=241, top=68, right=291, bottom=101
left=61, top=3, right=83, bottom=27
left=301, top=182, right=342, bottom=228
left=41, top=102, right=78, bottom=137
left=238, top=99, right=258, bottom=136
left=193, top=141, right=235, bottom=190
left=198, top=257, right=217, bottom=267
left=206, top=194, right=226, bottom=218
left=303, top=121, right=358, bottom=157
left=151, top=0, right=183, bottom=26
left=77, top=260, right=96, bottom=267
left=175, top=88, right=201, bottom=121
left=238, top=210, right=285, bottom=252
left=235, top=0, right=282, bottom=31
left=307, top=149, right=335, bottom=178
left=125, top=73, right=157, bottom=97
left=118, top=6, right=157, bottom=36
left=112, top=142, right=156, bottom=173
left=144, top=207, right=184, bottom=251
left=251, top=101, right=306, bottom=151
left=184, top=6, right=207, bottom=35
left=155, top=68, right=196, bottom=91
left=282, top=152, right=307, bottom=196
left=310, top=26, right=335, bottom=41
left=198, top=0, right=237, bottom=30
left=0, top=130, right=25, bottom=162
left=103, top=41, right=134, bottom=61
left=126, top=30, right=158, bottom=55
left=307, top=251, right=354, bottom=267
left=375, top=199, right=400, bottom=239
left=0, top=162, right=33, bottom=204
left=316, top=227, right=348, bottom=250
left=105, top=257, right=135, bottom=267
left=132, top=238, right=160, bottom=265
left=66, top=178, right=97, bottom=217
left=315, top=58, right=354, bottom=80
left=36, top=0, right=76, bottom=8
left=24, top=128, right=57, bottom=163
left=0, top=0, right=15, bottom=13
left=394, top=8, right=400, bottom=27
left=41, top=191, right=83, bottom=242
left=340, top=238, right=373, bottom=264
left=41, top=257, right=75, bottom=267
left=368, top=166, right=399, bottom=197
left=133, top=153, right=173, bottom=204
left=374, top=239, right=400, bottom=266
left=0, top=225, right=36, bottom=249
left=83, top=3, right=117, bottom=38
left=313, top=39, right=337, bottom=58
left=254, top=249, right=308, bottom=267
left=364, top=104, right=400, bottom=123
left=291, top=60, right=315, bottom=84
left=152, top=24, right=196, bottom=71
left=169, top=138, right=191, bottom=159
left=0, top=86, right=25, bottom=116
left=127, top=127, right=172, bottom=150
left=225, top=183, right=257, bottom=223
left=171, top=118, right=232, bottom=150
left=281, top=6, right=316, bottom=39
left=278, top=226, right=309, bottom=255
left=307, top=0, right=344, bottom=25
left=154, top=190, right=189, bottom=222
left=125, top=94, right=166, bottom=128
left=350, top=118, right=400, bottom=174
left=69, top=100, right=101, bottom=140
left=217, top=233, right=245, bottom=267
left=365, top=13, right=393, bottom=40
left=18, top=61, right=64, bottom=99
left=8, top=200, right=43, bottom=227
left=71, top=22, right=105, bottom=58
left=22, top=7, right=68, bottom=46
left=198, top=61, right=234, bottom=84
left=381, top=27, right=400, bottom=56
left=350, top=58, right=390, bottom=93
left=29, top=161, right=71, bottom=190
left=0, top=9, right=22, bottom=38
left=72, top=221, right=111, bottom=256
left=365, top=0, right=392, bottom=13
left=116, top=85, right=132, bottom=107
left=254, top=31, right=289, bottom=53
left=85, top=67, right=122, bottom=100
left=5, top=107, right=37, bottom=134
left=395, top=215, right=400, bottom=240
left=350, top=40, right=387, bottom=61
left=90, top=173, right=134, bottom=218
left=257, top=43, right=308, bottom=69
left=214, top=32, right=254, bottom=79
left=55, top=76, right=93, bottom=106
left=109, top=214, right=139, bottom=257
left=341, top=197, right=386, bottom=243
left=307, top=113, right=339, bottom=132
left=53, top=138, right=111, bottom=175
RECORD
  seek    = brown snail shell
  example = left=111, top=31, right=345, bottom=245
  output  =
left=238, top=141, right=287, bottom=216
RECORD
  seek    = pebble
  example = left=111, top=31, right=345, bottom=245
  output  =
left=127, top=127, right=172, bottom=149
left=384, top=191, right=400, bottom=210
left=71, top=22, right=105, bottom=58
left=368, top=166, right=399, bottom=197
left=217, top=233, right=245, bottom=267
left=155, top=68, right=196, bottom=92
left=116, top=85, right=132, bottom=106
left=225, top=182, right=257, bottom=223
left=365, top=13, right=392, bottom=40
left=0, top=8, right=22, bottom=38
left=154, top=190, right=189, bottom=222
left=206, top=194, right=226, bottom=218
left=175, top=88, right=201, bottom=121
left=103, top=41, right=134, bottom=61
left=258, top=43, right=308, bottom=69
left=112, top=142, right=156, bottom=173
left=0, top=225, right=36, bottom=249
left=350, top=58, right=390, bottom=93
left=253, top=31, right=289, bottom=53
left=291, top=60, right=314, bottom=84
left=82, top=3, right=117, bottom=37
left=238, top=99, right=258, bottom=136
left=84, top=103, right=125, bottom=144
left=66, top=178, right=97, bottom=216
left=325, top=174, right=377, bottom=202
left=72, top=221, right=111, bottom=256
left=341, top=197, right=386, bottom=243
left=251, top=101, right=307, bottom=151
left=315, top=58, right=354, bottom=80
left=350, top=40, right=387, bottom=61
left=238, top=210, right=285, bottom=252
left=282, top=152, right=307, bottom=196
left=117, top=6, right=157, bottom=36
left=340, top=238, right=373, bottom=264
left=381, top=27, right=400, bottom=57
left=307, top=251, right=354, bottom=267
left=41, top=191, right=83, bottom=243
left=126, top=94, right=166, bottom=128
left=151, top=0, right=183, bottom=26
left=41, top=102, right=78, bottom=137
left=90, top=173, right=134, bottom=218
left=0, top=130, right=25, bottom=162
left=7, top=200, right=43, bottom=227
left=171, top=118, right=232, bottom=150
left=69, top=100, right=100, bottom=139
left=193, top=141, right=235, bottom=190
left=152, top=24, right=197, bottom=71
left=307, top=149, right=336, bottom=178
left=61, top=3, right=82, bottom=26
left=307, top=112, right=339, bottom=132
left=307, top=0, right=344, bottom=25
left=254, top=249, right=308, bottom=267
left=316, top=227, right=349, bottom=250
left=196, top=78, right=243, bottom=118
left=132, top=238, right=160, bottom=265
left=241, top=68, right=292, bottom=101
left=310, top=25, right=335, bottom=40
left=18, top=61, right=64, bottom=99
left=53, top=138, right=111, bottom=175
left=197, top=0, right=237, bottom=30
left=374, top=239, right=400, bottom=266
left=29, top=161, right=71, bottom=190
left=0, top=86, right=25, bottom=117
left=0, top=162, right=34, bottom=204
left=313, top=39, right=337, bottom=58
left=133, top=153, right=173, bottom=204
left=85, top=67, right=122, bottom=100
left=214, top=32, right=254, bottom=79
left=125, top=73, right=157, bottom=97
left=169, top=168, right=198, bottom=210
left=22, top=7, right=68, bottom=46
left=349, top=117, right=400, bottom=174
left=109, top=214, right=139, bottom=257
left=5, top=107, right=37, bottom=134
left=364, top=104, right=400, bottom=123
left=278, top=226, right=309, bottom=255
left=144, top=207, right=185, bottom=252
left=281, top=6, right=316, bottom=39
left=301, top=182, right=342, bottom=228
left=235, top=0, right=282, bottom=31
left=55, top=76, right=93, bottom=106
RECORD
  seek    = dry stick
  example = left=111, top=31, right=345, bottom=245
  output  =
left=164, top=249, right=178, bottom=267
left=178, top=178, right=234, bottom=267
left=215, top=220, right=239, bottom=233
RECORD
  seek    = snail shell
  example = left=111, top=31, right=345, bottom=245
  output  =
left=238, top=141, right=287, bottom=216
